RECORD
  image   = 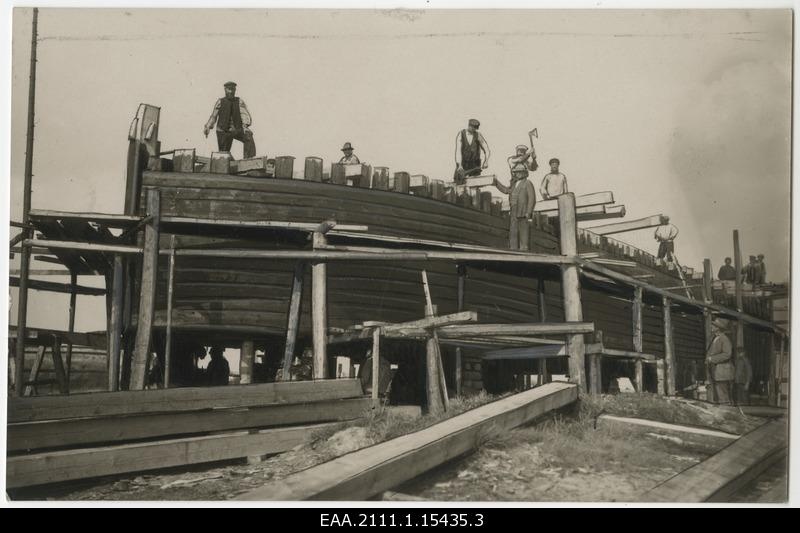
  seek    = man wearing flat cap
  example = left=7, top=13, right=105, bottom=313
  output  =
left=338, top=142, right=361, bottom=165
left=204, top=81, right=257, bottom=158
left=494, top=134, right=538, bottom=250
left=454, top=118, right=491, bottom=183
left=706, top=317, right=734, bottom=405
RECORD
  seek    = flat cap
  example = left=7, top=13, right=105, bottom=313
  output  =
left=468, top=118, right=480, bottom=128
left=224, top=81, right=237, bottom=88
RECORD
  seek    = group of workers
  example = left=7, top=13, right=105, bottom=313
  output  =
left=717, top=255, right=767, bottom=287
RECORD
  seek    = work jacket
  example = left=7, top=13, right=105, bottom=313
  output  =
left=706, top=333, right=734, bottom=382
left=496, top=177, right=536, bottom=218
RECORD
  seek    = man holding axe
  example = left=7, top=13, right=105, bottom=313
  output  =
left=493, top=129, right=539, bottom=251
left=454, top=118, right=491, bottom=184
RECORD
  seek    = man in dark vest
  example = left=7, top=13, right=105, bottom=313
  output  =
left=204, top=81, right=256, bottom=158
left=454, top=118, right=490, bottom=184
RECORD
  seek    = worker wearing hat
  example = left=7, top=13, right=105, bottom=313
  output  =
left=454, top=118, right=491, bottom=184
left=706, top=317, right=734, bottom=405
left=494, top=132, right=539, bottom=250
left=204, top=81, right=257, bottom=158
left=338, top=142, right=361, bottom=165
left=540, top=157, right=568, bottom=200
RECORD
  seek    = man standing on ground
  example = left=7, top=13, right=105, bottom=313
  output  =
left=706, top=318, right=734, bottom=405
left=204, top=81, right=257, bottom=159
left=494, top=139, right=537, bottom=250
left=540, top=158, right=568, bottom=200
left=654, top=217, right=679, bottom=266
left=718, top=257, right=737, bottom=281
left=454, top=118, right=490, bottom=183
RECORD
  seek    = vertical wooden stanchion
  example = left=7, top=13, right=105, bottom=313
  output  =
left=240, top=341, right=255, bottom=385
left=312, top=233, right=328, bottom=380
left=64, top=270, right=77, bottom=389
left=130, top=189, right=161, bottom=390
left=108, top=255, right=124, bottom=391
left=776, top=334, right=786, bottom=407
left=702, top=258, right=715, bottom=402
left=557, top=193, right=586, bottom=392
left=163, top=238, right=176, bottom=388
left=733, top=230, right=744, bottom=388
left=372, top=328, right=380, bottom=404
left=282, top=262, right=305, bottom=381
left=663, top=296, right=676, bottom=396
left=455, top=264, right=466, bottom=396
left=633, top=286, right=644, bottom=392
left=537, top=278, right=549, bottom=385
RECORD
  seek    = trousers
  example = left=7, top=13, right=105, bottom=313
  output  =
left=713, top=381, right=733, bottom=405
left=509, top=217, right=530, bottom=251
left=216, top=129, right=256, bottom=159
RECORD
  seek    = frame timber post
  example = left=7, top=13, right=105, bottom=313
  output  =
left=702, top=258, right=715, bottom=402
left=130, top=188, right=161, bottom=390
left=372, top=327, right=381, bottom=405
left=281, top=261, right=305, bottom=381
left=663, top=295, right=676, bottom=396
left=312, top=232, right=329, bottom=379
left=108, top=254, right=124, bottom=391
left=163, top=237, right=176, bottom=388
left=455, top=264, right=466, bottom=396
left=64, top=270, right=77, bottom=389
left=537, top=277, right=550, bottom=385
left=632, top=286, right=644, bottom=392
left=240, top=341, right=255, bottom=385
left=733, top=230, right=745, bottom=394
left=557, top=193, right=586, bottom=392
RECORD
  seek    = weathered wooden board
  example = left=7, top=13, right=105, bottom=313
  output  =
left=237, top=382, right=578, bottom=500
left=646, top=419, right=787, bottom=502
left=8, top=398, right=373, bottom=452
left=7, top=423, right=335, bottom=488
left=8, top=379, right=364, bottom=423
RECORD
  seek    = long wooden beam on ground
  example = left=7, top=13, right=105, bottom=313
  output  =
left=8, top=379, right=364, bottom=423
left=646, top=419, right=787, bottom=502
left=7, top=422, right=337, bottom=489
left=576, top=258, right=785, bottom=333
left=586, top=214, right=668, bottom=236
left=596, top=414, right=740, bottom=443
left=8, top=276, right=106, bottom=296
left=236, top=382, right=578, bottom=501
left=8, top=397, right=373, bottom=452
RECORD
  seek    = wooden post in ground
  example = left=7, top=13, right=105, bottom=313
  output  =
left=733, top=230, right=744, bottom=394
left=108, top=254, right=124, bottom=391
left=51, top=339, right=68, bottom=394
left=130, top=189, right=161, bottom=390
left=312, top=232, right=328, bottom=379
left=703, top=258, right=715, bottom=402
left=557, top=193, right=586, bottom=391
left=633, top=286, right=644, bottom=392
left=240, top=341, right=255, bottom=385
left=64, top=270, right=77, bottom=389
left=24, top=346, right=46, bottom=397
left=421, top=271, right=449, bottom=411
left=455, top=264, right=466, bottom=396
left=590, top=331, right=603, bottom=394
left=281, top=262, right=305, bottom=381
left=663, top=296, right=676, bottom=396
left=372, top=328, right=381, bottom=405
left=163, top=239, right=176, bottom=388
left=537, top=278, right=550, bottom=385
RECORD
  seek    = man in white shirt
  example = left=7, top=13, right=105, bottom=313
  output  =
left=203, top=81, right=256, bottom=158
left=540, top=158, right=568, bottom=199
left=654, top=217, right=679, bottom=265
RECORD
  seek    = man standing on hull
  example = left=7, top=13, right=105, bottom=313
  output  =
left=204, top=81, right=257, bottom=159
left=454, top=118, right=490, bottom=184
left=494, top=134, right=537, bottom=250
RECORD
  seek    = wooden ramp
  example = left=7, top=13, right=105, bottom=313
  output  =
left=646, top=419, right=787, bottom=502
left=237, top=382, right=578, bottom=501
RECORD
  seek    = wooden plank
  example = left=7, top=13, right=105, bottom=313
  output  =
left=386, top=322, right=594, bottom=339
left=633, top=286, right=644, bottom=392
left=535, top=191, right=615, bottom=213
left=108, top=255, right=124, bottom=391
left=8, top=379, right=364, bottom=423
left=647, top=419, right=787, bottom=502
left=29, top=209, right=143, bottom=228
left=234, top=156, right=269, bottom=174
left=663, top=296, right=676, bottom=395
left=160, top=216, right=368, bottom=233
left=173, top=149, right=196, bottom=173
left=463, top=174, right=496, bottom=188
left=587, top=214, right=668, bottom=236
left=597, top=414, right=739, bottom=443
left=281, top=262, right=305, bottom=381
left=558, top=194, right=586, bottom=391
left=312, top=232, right=328, bottom=379
left=8, top=276, right=105, bottom=296
left=7, top=422, right=337, bottom=488
left=237, top=382, right=578, bottom=501
left=8, top=397, right=373, bottom=452
left=381, top=311, right=477, bottom=333
left=24, top=239, right=142, bottom=255
left=51, top=339, right=68, bottom=394
left=455, top=265, right=466, bottom=395
left=130, top=189, right=160, bottom=390
left=23, top=346, right=46, bottom=397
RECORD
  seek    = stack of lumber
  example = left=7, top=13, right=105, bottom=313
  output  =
left=6, top=379, right=369, bottom=489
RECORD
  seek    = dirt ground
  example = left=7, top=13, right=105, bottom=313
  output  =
left=11, top=392, right=786, bottom=503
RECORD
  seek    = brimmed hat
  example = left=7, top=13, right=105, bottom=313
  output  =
left=468, top=118, right=480, bottom=128
left=223, top=81, right=237, bottom=88
left=712, top=317, right=729, bottom=329
left=341, top=142, right=354, bottom=152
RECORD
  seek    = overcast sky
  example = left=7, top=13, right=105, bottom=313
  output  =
left=5, top=7, right=792, bottom=332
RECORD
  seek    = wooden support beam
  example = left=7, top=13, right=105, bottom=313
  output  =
left=108, top=255, right=124, bottom=391
left=384, top=322, right=595, bottom=340
left=456, top=264, right=466, bottom=395
left=8, top=276, right=106, bottom=296
left=8, top=379, right=364, bottom=423
left=312, top=232, right=328, bottom=380
left=647, top=419, right=787, bottom=502
left=733, top=229, right=745, bottom=396
left=372, top=328, right=380, bottom=404
left=537, top=277, right=549, bottom=385
left=51, top=338, right=68, bottom=394
left=535, top=191, right=615, bottom=213
left=240, top=340, right=255, bottom=385
left=25, top=238, right=142, bottom=255
left=130, top=189, right=160, bottom=390
left=588, top=331, right=602, bottom=394
left=558, top=193, right=586, bottom=391
left=7, top=422, right=338, bottom=489
left=160, top=216, right=367, bottom=233
left=663, top=296, right=676, bottom=396
left=8, top=398, right=373, bottom=453
left=633, top=286, right=644, bottom=392
left=703, top=258, right=714, bottom=400
left=422, top=272, right=448, bottom=412
left=586, top=214, right=668, bottom=236
left=23, top=346, right=46, bottom=397
left=237, top=382, right=578, bottom=501
left=381, top=311, right=477, bottom=333
left=63, top=271, right=77, bottom=387
left=282, top=262, right=305, bottom=381
left=14, top=227, right=33, bottom=396
left=28, top=209, right=144, bottom=228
